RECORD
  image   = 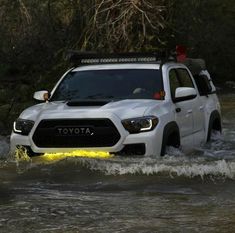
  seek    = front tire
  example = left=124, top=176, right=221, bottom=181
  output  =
left=161, top=123, right=180, bottom=156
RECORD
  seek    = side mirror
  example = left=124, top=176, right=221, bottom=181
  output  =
left=33, top=90, right=49, bottom=101
left=174, top=87, right=197, bottom=102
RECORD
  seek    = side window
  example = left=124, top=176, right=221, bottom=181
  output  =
left=169, top=69, right=180, bottom=99
left=194, top=74, right=213, bottom=96
left=176, top=69, right=194, bottom=88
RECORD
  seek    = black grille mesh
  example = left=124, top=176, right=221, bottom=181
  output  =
left=32, top=119, right=121, bottom=148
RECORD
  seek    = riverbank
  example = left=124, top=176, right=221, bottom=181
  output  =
left=0, top=75, right=34, bottom=135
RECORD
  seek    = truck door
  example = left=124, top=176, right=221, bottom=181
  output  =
left=169, top=69, right=194, bottom=139
left=176, top=69, right=204, bottom=135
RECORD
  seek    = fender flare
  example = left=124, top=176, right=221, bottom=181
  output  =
left=161, top=122, right=180, bottom=156
left=207, top=110, right=222, bottom=141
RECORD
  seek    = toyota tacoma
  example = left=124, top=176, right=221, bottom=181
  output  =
left=10, top=51, right=222, bottom=157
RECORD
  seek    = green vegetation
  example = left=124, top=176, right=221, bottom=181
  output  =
left=0, top=0, right=234, bottom=133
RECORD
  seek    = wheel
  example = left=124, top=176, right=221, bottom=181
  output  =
left=207, top=113, right=222, bottom=142
left=207, top=120, right=222, bottom=141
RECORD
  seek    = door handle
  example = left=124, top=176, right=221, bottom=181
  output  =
left=187, top=109, right=193, bottom=114
left=199, top=106, right=204, bottom=111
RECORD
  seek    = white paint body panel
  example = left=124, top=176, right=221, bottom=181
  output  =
left=10, top=63, right=221, bottom=156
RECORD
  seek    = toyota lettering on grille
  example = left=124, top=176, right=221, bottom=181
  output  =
left=56, top=127, right=94, bottom=136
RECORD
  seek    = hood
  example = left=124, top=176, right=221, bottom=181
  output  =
left=19, top=99, right=162, bottom=121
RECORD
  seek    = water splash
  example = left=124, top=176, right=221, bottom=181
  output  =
left=73, top=156, right=235, bottom=179
left=14, top=146, right=31, bottom=162
left=2, top=124, right=235, bottom=180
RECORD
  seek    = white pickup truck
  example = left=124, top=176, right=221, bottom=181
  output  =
left=10, top=52, right=222, bottom=157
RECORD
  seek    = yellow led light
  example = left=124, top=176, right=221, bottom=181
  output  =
left=39, top=150, right=113, bottom=162
left=14, top=147, right=113, bottom=164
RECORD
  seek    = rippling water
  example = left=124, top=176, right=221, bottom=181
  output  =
left=1, top=94, right=235, bottom=233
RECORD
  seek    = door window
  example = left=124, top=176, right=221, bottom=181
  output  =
left=176, top=69, right=194, bottom=88
left=193, top=74, right=213, bottom=96
left=169, top=69, right=180, bottom=99
left=169, top=68, right=196, bottom=101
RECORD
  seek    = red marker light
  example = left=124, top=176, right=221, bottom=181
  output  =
left=153, top=92, right=161, bottom=100
left=153, top=91, right=165, bottom=100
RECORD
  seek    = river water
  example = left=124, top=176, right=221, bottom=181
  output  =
left=0, top=94, right=235, bottom=233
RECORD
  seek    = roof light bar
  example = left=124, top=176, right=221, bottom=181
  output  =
left=80, top=57, right=157, bottom=64
left=66, top=51, right=170, bottom=65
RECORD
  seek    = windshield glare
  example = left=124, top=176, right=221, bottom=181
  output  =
left=51, top=69, right=163, bottom=101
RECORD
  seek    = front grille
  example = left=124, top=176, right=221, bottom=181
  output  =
left=32, top=119, right=121, bottom=148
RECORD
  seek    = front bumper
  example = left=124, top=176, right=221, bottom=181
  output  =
left=10, top=126, right=162, bottom=157
left=10, top=114, right=163, bottom=156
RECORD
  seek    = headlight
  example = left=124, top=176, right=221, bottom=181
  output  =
left=122, top=116, right=158, bottom=134
left=13, top=119, right=35, bottom=135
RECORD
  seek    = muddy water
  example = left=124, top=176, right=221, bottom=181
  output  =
left=0, top=94, right=235, bottom=233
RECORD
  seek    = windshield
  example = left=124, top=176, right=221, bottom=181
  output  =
left=51, top=69, right=163, bottom=101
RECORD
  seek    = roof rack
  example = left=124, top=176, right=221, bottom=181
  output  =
left=183, top=58, right=206, bottom=75
left=175, top=45, right=207, bottom=75
left=66, top=51, right=174, bottom=66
